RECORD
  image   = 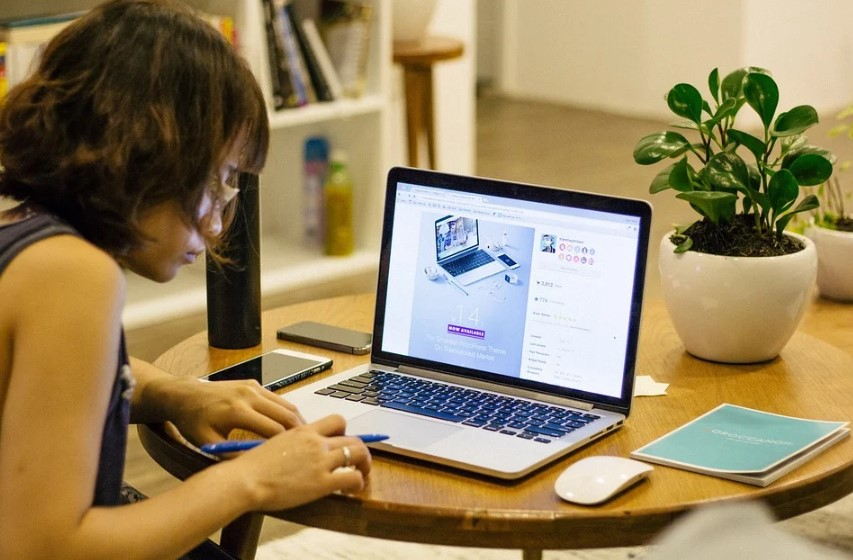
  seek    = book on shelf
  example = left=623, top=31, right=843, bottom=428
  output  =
left=630, top=403, right=850, bottom=487
left=273, top=0, right=317, bottom=106
left=0, top=12, right=82, bottom=95
left=264, top=0, right=321, bottom=109
left=300, top=18, right=343, bottom=101
left=288, top=10, right=335, bottom=102
left=319, top=0, right=372, bottom=98
left=262, top=0, right=298, bottom=109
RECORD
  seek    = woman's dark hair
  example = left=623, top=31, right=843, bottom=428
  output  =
left=0, top=0, right=269, bottom=254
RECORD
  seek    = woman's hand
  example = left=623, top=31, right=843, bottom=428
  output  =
left=230, top=414, right=372, bottom=510
left=129, top=358, right=310, bottom=446
left=165, top=377, right=306, bottom=447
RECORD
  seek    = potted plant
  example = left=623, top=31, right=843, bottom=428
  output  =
left=803, top=104, right=853, bottom=300
left=633, top=67, right=834, bottom=363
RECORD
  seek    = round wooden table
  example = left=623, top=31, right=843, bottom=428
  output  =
left=140, top=294, right=853, bottom=560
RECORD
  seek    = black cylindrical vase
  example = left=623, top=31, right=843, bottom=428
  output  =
left=206, top=172, right=262, bottom=348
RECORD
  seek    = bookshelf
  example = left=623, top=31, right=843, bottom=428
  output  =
left=0, top=0, right=487, bottom=331
left=0, top=0, right=392, bottom=329
left=122, top=0, right=392, bottom=329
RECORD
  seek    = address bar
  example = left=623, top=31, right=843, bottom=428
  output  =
left=404, top=189, right=633, bottom=232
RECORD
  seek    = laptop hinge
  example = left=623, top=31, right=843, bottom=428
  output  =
left=395, top=365, right=595, bottom=411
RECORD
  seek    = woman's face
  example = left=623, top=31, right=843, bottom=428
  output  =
left=121, top=145, right=242, bottom=283
left=121, top=199, right=208, bottom=283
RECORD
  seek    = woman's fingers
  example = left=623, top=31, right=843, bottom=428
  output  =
left=325, top=435, right=372, bottom=476
left=234, top=395, right=305, bottom=437
left=230, top=418, right=374, bottom=510
left=306, top=413, right=348, bottom=437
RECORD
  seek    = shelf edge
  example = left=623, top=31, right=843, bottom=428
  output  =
left=123, top=251, right=379, bottom=330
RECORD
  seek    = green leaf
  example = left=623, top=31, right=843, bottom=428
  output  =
left=673, top=223, right=692, bottom=235
left=749, top=189, right=772, bottom=214
left=776, top=194, right=820, bottom=234
left=782, top=145, right=837, bottom=169
left=768, top=169, right=799, bottom=214
left=669, top=122, right=710, bottom=137
left=721, top=67, right=770, bottom=102
left=704, top=97, right=739, bottom=131
left=787, top=153, right=834, bottom=186
left=721, top=68, right=748, bottom=102
left=708, top=68, right=720, bottom=104
left=649, top=163, right=677, bottom=193
left=677, top=191, right=738, bottom=224
left=743, top=73, right=779, bottom=129
left=674, top=236, right=693, bottom=253
left=669, top=120, right=700, bottom=131
left=727, top=129, right=766, bottom=162
left=772, top=105, right=819, bottom=137
left=747, top=164, right=762, bottom=191
left=633, top=131, right=691, bottom=164
left=669, top=157, right=697, bottom=192
left=714, top=97, right=739, bottom=120
left=781, top=134, right=807, bottom=156
left=704, top=152, right=750, bottom=193
left=667, top=84, right=704, bottom=124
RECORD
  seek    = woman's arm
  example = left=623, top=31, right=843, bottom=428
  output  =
left=0, top=237, right=370, bottom=560
left=73, top=414, right=369, bottom=560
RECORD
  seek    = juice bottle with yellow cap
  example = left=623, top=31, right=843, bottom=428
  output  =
left=324, top=150, right=354, bottom=256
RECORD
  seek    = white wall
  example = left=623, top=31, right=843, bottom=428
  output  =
left=389, top=0, right=477, bottom=174
left=497, top=0, right=853, bottom=120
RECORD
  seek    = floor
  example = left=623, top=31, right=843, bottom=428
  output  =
left=123, top=94, right=853, bottom=557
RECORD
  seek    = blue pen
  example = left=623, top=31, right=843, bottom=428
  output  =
left=200, top=434, right=390, bottom=455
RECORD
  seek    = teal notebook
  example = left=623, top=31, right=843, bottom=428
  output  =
left=631, top=404, right=849, bottom=487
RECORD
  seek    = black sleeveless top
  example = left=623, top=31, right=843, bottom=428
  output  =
left=0, top=212, right=132, bottom=506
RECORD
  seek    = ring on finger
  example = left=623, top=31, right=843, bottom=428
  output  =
left=341, top=445, right=352, bottom=468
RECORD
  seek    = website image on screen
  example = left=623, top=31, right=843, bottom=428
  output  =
left=381, top=183, right=641, bottom=396
left=408, top=213, right=535, bottom=374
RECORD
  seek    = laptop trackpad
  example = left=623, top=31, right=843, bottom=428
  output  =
left=347, top=409, right=462, bottom=449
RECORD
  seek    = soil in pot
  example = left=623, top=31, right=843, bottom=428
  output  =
left=677, top=214, right=804, bottom=257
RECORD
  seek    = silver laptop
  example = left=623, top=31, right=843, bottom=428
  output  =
left=434, top=215, right=505, bottom=285
left=283, top=167, right=652, bottom=479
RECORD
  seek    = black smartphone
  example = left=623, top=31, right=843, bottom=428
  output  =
left=201, top=349, right=333, bottom=391
left=276, top=321, right=373, bottom=355
left=496, top=253, right=519, bottom=269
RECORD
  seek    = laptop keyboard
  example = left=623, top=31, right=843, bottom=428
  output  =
left=442, top=250, right=496, bottom=276
left=314, top=370, right=601, bottom=444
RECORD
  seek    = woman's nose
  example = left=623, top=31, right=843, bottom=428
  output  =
left=202, top=210, right=224, bottom=236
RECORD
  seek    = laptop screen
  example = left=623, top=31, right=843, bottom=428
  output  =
left=435, top=215, right=479, bottom=261
left=372, top=168, right=651, bottom=413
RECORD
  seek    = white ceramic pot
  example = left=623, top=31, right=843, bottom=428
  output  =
left=658, top=232, right=817, bottom=363
left=392, top=0, right=438, bottom=42
left=804, top=225, right=853, bottom=301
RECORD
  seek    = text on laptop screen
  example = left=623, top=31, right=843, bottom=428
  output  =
left=381, top=182, right=644, bottom=400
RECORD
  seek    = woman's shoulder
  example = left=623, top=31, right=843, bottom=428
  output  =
left=19, top=234, right=121, bottom=282
left=1, top=228, right=124, bottom=303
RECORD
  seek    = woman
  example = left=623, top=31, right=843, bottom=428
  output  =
left=0, top=1, right=370, bottom=558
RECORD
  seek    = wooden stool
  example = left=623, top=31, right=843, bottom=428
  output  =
left=393, top=36, right=464, bottom=169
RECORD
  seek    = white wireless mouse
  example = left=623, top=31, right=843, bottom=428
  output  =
left=554, top=456, right=653, bottom=505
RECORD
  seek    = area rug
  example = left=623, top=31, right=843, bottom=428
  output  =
left=255, top=495, right=853, bottom=560
left=255, top=527, right=645, bottom=560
